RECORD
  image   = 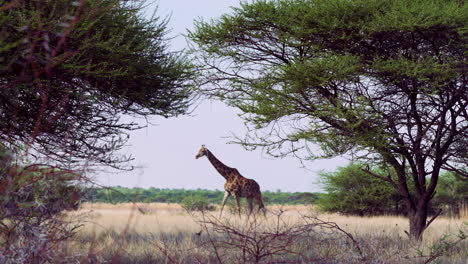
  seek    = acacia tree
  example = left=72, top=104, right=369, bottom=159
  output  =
left=190, top=0, right=467, bottom=241
left=0, top=0, right=193, bottom=169
left=1, top=0, right=193, bottom=261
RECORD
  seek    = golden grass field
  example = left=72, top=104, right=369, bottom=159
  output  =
left=67, top=203, right=468, bottom=263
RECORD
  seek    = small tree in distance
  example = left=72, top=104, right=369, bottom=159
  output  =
left=190, top=0, right=467, bottom=241
left=317, top=164, right=404, bottom=216
left=432, top=171, right=468, bottom=218
left=181, top=196, right=216, bottom=212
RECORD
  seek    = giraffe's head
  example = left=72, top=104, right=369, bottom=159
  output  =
left=195, top=145, right=208, bottom=159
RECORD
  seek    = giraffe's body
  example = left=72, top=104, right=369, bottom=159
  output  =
left=195, top=145, right=265, bottom=217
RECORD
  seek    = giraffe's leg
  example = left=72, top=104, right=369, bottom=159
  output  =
left=219, top=191, right=230, bottom=218
left=234, top=194, right=241, bottom=217
left=247, top=197, right=253, bottom=216
left=256, top=196, right=266, bottom=217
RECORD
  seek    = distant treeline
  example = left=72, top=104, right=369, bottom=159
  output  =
left=84, top=187, right=320, bottom=205
left=82, top=168, right=467, bottom=218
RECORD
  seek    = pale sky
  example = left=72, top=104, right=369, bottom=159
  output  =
left=95, top=0, right=348, bottom=192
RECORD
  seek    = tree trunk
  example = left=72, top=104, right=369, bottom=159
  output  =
left=408, top=204, right=428, bottom=242
left=407, top=200, right=442, bottom=242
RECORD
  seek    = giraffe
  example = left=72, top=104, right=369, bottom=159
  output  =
left=195, top=145, right=265, bottom=217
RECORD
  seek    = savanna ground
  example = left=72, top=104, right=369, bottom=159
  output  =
left=66, top=203, right=467, bottom=264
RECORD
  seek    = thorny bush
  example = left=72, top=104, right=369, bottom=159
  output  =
left=0, top=145, right=84, bottom=264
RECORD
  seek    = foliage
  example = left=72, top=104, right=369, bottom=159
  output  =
left=0, top=145, right=83, bottom=263
left=84, top=186, right=320, bottom=205
left=0, top=0, right=193, bottom=169
left=190, top=0, right=467, bottom=240
left=416, top=224, right=467, bottom=264
left=433, top=171, right=468, bottom=217
left=316, top=164, right=404, bottom=216
left=86, top=187, right=222, bottom=203
left=85, top=179, right=466, bottom=218
left=317, top=164, right=467, bottom=217
left=264, top=190, right=319, bottom=204
left=0, top=0, right=193, bottom=260
left=181, top=196, right=216, bottom=212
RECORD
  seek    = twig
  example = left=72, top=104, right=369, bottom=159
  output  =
left=425, top=209, right=442, bottom=230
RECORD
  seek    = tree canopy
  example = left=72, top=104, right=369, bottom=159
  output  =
left=190, top=0, right=467, bottom=240
left=0, top=0, right=193, bottom=168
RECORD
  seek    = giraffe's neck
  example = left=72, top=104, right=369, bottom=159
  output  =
left=206, top=150, right=234, bottom=180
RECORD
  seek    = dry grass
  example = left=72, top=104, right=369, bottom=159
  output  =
left=77, top=203, right=198, bottom=234
left=67, top=203, right=468, bottom=263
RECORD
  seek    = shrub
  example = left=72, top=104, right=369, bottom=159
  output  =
left=0, top=145, right=83, bottom=263
left=181, top=196, right=216, bottom=212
